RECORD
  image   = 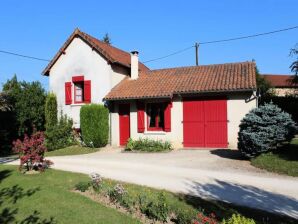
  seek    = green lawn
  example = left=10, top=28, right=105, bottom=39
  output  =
left=251, top=139, right=298, bottom=177
left=0, top=165, right=139, bottom=224
left=1, top=165, right=296, bottom=224
left=45, top=145, right=100, bottom=157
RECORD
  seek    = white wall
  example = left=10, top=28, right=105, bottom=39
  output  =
left=227, top=93, right=257, bottom=149
left=49, top=37, right=127, bottom=128
left=111, top=93, right=256, bottom=149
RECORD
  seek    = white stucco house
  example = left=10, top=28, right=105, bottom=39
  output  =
left=43, top=28, right=257, bottom=149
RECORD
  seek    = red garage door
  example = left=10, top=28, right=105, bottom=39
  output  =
left=183, top=98, right=227, bottom=148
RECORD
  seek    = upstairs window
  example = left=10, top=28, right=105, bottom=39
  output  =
left=147, top=103, right=165, bottom=131
left=74, top=82, right=84, bottom=103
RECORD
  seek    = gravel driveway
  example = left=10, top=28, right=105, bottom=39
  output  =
left=7, top=147, right=298, bottom=219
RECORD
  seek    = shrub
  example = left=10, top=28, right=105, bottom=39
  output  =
left=175, top=209, right=196, bottom=224
left=75, top=181, right=90, bottom=192
left=45, top=113, right=75, bottom=151
left=45, top=93, right=57, bottom=130
left=238, top=102, right=297, bottom=157
left=89, top=172, right=103, bottom=192
left=141, top=192, right=169, bottom=222
left=108, top=184, right=127, bottom=202
left=125, top=138, right=173, bottom=152
left=12, top=131, right=52, bottom=172
left=222, top=214, right=255, bottom=224
left=80, top=104, right=109, bottom=147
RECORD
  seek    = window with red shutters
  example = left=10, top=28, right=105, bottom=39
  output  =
left=70, top=75, right=91, bottom=104
left=65, top=82, right=72, bottom=105
left=146, top=102, right=171, bottom=132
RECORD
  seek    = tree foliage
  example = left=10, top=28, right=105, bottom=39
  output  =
left=12, top=131, right=52, bottom=172
left=255, top=66, right=271, bottom=96
left=45, top=93, right=58, bottom=130
left=80, top=104, right=109, bottom=147
left=290, top=45, right=298, bottom=84
left=2, top=75, right=46, bottom=136
left=102, top=33, right=111, bottom=45
left=238, top=102, right=296, bottom=157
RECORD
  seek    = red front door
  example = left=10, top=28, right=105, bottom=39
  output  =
left=183, top=98, right=227, bottom=148
left=119, top=104, right=130, bottom=146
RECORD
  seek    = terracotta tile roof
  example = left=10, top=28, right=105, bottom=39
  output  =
left=262, top=74, right=296, bottom=88
left=104, top=61, right=257, bottom=100
left=42, top=28, right=149, bottom=76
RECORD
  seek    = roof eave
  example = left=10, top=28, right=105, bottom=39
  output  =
left=104, top=88, right=257, bottom=101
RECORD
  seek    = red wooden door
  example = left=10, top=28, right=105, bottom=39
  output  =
left=119, top=104, right=130, bottom=146
left=183, top=98, right=227, bottom=148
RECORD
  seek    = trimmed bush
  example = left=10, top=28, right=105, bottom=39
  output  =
left=45, top=93, right=57, bottom=130
left=80, top=104, right=109, bottom=147
left=45, top=113, right=74, bottom=151
left=75, top=181, right=90, bottom=192
left=222, top=214, right=255, bottom=224
left=125, top=138, right=173, bottom=152
left=238, top=102, right=297, bottom=157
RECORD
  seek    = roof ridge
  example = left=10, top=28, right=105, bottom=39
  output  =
left=80, top=30, right=132, bottom=56
left=149, top=61, right=255, bottom=73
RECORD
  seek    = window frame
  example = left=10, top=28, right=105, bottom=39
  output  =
left=73, top=81, right=84, bottom=104
left=146, top=102, right=166, bottom=131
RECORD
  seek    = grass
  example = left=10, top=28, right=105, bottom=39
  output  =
left=0, top=165, right=139, bottom=224
left=45, top=145, right=100, bottom=157
left=1, top=165, right=296, bottom=224
left=251, top=139, right=298, bottom=177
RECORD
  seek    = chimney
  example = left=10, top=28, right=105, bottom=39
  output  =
left=130, top=51, right=139, bottom=79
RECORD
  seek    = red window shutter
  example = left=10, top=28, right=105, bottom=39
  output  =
left=84, top=80, right=91, bottom=103
left=137, top=101, right=145, bottom=133
left=164, top=102, right=172, bottom=132
left=65, top=82, right=72, bottom=105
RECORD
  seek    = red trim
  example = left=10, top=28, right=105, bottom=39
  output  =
left=137, top=101, right=145, bottom=133
left=74, top=82, right=84, bottom=103
left=84, top=80, right=91, bottom=103
left=164, top=102, right=172, bottom=132
left=72, top=75, right=84, bottom=82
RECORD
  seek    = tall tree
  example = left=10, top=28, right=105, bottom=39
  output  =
left=290, top=45, right=298, bottom=84
left=0, top=92, right=12, bottom=112
left=3, top=75, right=46, bottom=136
left=255, top=66, right=271, bottom=96
left=102, top=33, right=111, bottom=45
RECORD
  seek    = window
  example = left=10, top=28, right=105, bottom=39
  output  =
left=147, top=103, right=165, bottom=131
left=74, top=82, right=84, bottom=103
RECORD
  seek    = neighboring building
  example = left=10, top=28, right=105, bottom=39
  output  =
left=44, top=29, right=257, bottom=149
left=262, top=74, right=297, bottom=96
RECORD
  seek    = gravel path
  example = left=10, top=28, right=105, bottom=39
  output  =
left=6, top=147, right=298, bottom=219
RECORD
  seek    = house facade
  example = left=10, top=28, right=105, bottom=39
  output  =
left=262, top=74, right=297, bottom=96
left=44, top=29, right=257, bottom=149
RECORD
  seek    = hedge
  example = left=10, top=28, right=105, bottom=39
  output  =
left=80, top=104, right=109, bottom=147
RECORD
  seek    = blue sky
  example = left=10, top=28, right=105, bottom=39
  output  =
left=0, top=0, right=297, bottom=90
